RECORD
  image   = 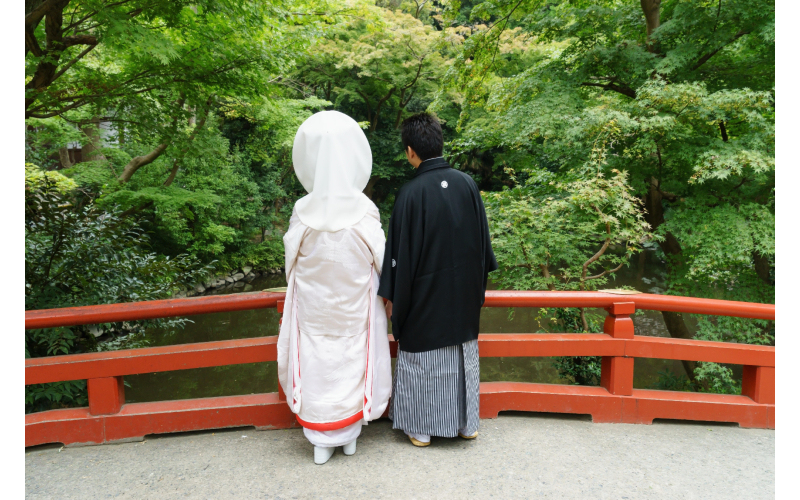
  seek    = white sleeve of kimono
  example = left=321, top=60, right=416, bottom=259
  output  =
left=358, top=210, right=392, bottom=420
left=355, top=209, right=386, bottom=275
left=277, top=211, right=308, bottom=412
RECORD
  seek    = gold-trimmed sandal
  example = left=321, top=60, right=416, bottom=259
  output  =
left=409, top=436, right=430, bottom=447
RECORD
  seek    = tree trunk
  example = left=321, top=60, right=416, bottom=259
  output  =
left=57, top=147, right=73, bottom=169
left=370, top=88, right=395, bottom=132
left=753, top=252, right=774, bottom=286
left=25, top=0, right=97, bottom=113
left=636, top=250, right=647, bottom=283
left=363, top=176, right=380, bottom=200
left=644, top=176, right=697, bottom=382
left=80, top=117, right=106, bottom=162
left=661, top=311, right=698, bottom=378
left=25, top=1, right=68, bottom=108
left=395, top=89, right=407, bottom=129
left=640, top=0, right=661, bottom=37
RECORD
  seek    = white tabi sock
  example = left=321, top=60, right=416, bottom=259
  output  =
left=405, top=431, right=431, bottom=443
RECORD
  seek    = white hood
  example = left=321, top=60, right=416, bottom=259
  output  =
left=292, top=111, right=373, bottom=232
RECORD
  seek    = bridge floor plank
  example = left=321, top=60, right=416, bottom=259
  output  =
left=25, top=414, right=774, bottom=499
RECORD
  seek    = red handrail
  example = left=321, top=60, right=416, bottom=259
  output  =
left=483, top=291, right=774, bottom=320
left=24, top=291, right=776, bottom=447
left=24, top=290, right=774, bottom=330
left=25, top=291, right=285, bottom=330
left=25, top=334, right=775, bottom=387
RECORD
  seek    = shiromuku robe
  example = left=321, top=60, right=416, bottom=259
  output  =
left=277, top=204, right=392, bottom=430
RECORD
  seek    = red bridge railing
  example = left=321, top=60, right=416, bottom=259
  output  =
left=25, top=291, right=775, bottom=447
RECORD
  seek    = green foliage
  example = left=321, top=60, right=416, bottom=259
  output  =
left=25, top=163, right=78, bottom=193
left=550, top=309, right=603, bottom=386
left=25, top=165, right=210, bottom=412
left=26, top=0, right=322, bottom=123
left=652, top=369, right=693, bottom=392
left=25, top=167, right=211, bottom=315
left=552, top=356, right=602, bottom=386
left=444, top=0, right=774, bottom=392
left=23, top=0, right=775, bottom=401
left=294, top=3, right=459, bottom=199
left=485, top=168, right=652, bottom=295
left=24, top=118, right=85, bottom=169
left=693, top=362, right=740, bottom=395
left=26, top=380, right=89, bottom=415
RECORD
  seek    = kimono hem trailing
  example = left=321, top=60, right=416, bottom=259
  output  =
left=277, top=205, right=392, bottom=431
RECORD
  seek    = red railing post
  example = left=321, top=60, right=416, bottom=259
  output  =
left=87, top=376, right=125, bottom=415
left=600, top=302, right=635, bottom=396
left=277, top=299, right=286, bottom=402
left=742, top=365, right=775, bottom=404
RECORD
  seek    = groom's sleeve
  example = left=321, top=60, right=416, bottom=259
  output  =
left=377, top=190, right=416, bottom=341
left=475, top=185, right=498, bottom=299
left=377, top=210, right=396, bottom=302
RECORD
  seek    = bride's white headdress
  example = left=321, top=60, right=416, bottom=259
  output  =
left=292, top=111, right=373, bottom=232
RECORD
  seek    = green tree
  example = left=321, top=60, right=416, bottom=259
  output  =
left=295, top=5, right=457, bottom=199
left=443, top=0, right=774, bottom=390
left=24, top=0, right=339, bottom=273
left=26, top=0, right=319, bottom=182
left=25, top=164, right=210, bottom=412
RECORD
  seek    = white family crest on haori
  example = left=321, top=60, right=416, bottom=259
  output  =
left=441, top=180, right=448, bottom=188
left=277, top=111, right=392, bottom=432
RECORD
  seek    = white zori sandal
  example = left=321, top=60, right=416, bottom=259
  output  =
left=343, top=439, right=357, bottom=456
left=314, top=446, right=335, bottom=465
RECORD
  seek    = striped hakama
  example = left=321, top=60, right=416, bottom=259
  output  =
left=389, top=339, right=480, bottom=437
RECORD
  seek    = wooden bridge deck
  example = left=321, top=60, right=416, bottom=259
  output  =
left=25, top=414, right=774, bottom=499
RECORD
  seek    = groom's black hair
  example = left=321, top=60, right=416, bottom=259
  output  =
left=401, top=113, right=444, bottom=161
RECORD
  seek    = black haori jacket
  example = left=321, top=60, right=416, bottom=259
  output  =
left=377, top=157, right=498, bottom=353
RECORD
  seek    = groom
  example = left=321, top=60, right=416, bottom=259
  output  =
left=378, top=112, right=497, bottom=446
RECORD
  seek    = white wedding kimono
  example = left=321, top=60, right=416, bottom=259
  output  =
left=277, top=204, right=392, bottom=446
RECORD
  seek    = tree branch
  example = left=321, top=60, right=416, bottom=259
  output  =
left=163, top=95, right=214, bottom=187
left=540, top=264, right=556, bottom=291
left=118, top=144, right=170, bottom=183
left=691, top=30, right=750, bottom=71
left=719, top=120, right=729, bottom=142
left=119, top=94, right=186, bottom=183
left=580, top=81, right=637, bottom=99
left=48, top=43, right=97, bottom=85
left=658, top=188, right=678, bottom=202
left=581, top=222, right=611, bottom=282
left=585, top=261, right=625, bottom=281
left=62, top=34, right=97, bottom=47
left=355, top=89, right=373, bottom=124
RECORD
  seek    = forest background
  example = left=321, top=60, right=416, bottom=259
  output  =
left=24, top=0, right=774, bottom=410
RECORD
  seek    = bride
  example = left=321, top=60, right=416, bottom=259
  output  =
left=277, top=110, right=392, bottom=464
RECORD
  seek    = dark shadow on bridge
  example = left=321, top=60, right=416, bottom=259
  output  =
left=24, top=442, right=64, bottom=454
left=497, top=410, right=593, bottom=422
left=652, top=418, right=740, bottom=427
left=144, top=426, right=258, bottom=442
